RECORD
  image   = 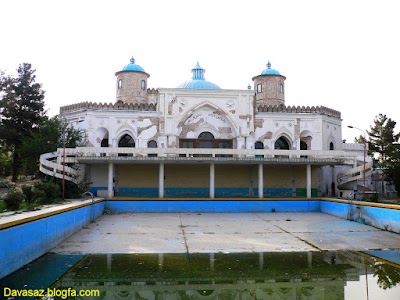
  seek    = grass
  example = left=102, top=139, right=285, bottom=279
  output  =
left=0, top=199, right=5, bottom=212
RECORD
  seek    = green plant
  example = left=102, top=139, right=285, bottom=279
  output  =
left=4, top=190, right=24, bottom=211
left=22, top=185, right=35, bottom=209
left=33, top=180, right=60, bottom=204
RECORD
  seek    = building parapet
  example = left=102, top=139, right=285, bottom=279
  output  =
left=60, top=101, right=157, bottom=114
left=257, top=105, right=341, bottom=119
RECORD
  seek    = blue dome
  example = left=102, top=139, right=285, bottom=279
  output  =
left=261, top=61, right=280, bottom=75
left=178, top=62, right=221, bottom=90
left=121, top=56, right=145, bottom=72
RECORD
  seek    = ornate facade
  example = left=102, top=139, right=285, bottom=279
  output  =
left=40, top=56, right=369, bottom=198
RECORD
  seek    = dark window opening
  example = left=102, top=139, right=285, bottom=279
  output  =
left=329, top=142, right=334, bottom=150
left=100, top=138, right=109, bottom=157
left=300, top=140, right=308, bottom=158
left=255, top=141, right=264, bottom=158
left=148, top=140, right=157, bottom=157
left=275, top=137, right=290, bottom=150
left=275, top=136, right=290, bottom=158
left=118, top=134, right=135, bottom=156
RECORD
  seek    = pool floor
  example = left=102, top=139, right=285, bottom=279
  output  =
left=51, top=212, right=400, bottom=254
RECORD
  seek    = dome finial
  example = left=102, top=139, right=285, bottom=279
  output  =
left=192, top=62, right=205, bottom=80
left=130, top=56, right=135, bottom=64
left=267, top=61, right=271, bottom=69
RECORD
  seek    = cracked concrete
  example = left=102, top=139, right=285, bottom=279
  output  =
left=51, top=212, right=400, bottom=254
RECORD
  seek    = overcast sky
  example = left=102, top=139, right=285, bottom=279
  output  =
left=1, top=0, right=399, bottom=142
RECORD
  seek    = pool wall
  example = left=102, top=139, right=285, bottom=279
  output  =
left=0, top=201, right=104, bottom=279
left=320, top=199, right=400, bottom=233
left=105, top=199, right=321, bottom=213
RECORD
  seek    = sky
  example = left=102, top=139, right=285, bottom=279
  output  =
left=1, top=0, right=399, bottom=143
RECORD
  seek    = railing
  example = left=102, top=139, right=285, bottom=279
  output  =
left=72, top=147, right=357, bottom=162
left=40, top=147, right=358, bottom=184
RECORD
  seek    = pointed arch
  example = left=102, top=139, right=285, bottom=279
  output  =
left=178, top=101, right=238, bottom=137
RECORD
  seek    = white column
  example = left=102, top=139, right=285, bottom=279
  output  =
left=107, top=162, right=114, bottom=198
left=159, top=163, right=164, bottom=199
left=258, top=163, right=264, bottom=198
left=306, top=164, right=312, bottom=198
left=210, top=163, right=215, bottom=199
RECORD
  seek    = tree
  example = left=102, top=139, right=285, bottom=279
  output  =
left=0, top=63, right=46, bottom=181
left=367, top=114, right=400, bottom=162
left=19, top=116, right=85, bottom=175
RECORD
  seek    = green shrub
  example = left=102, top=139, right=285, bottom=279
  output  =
left=33, top=180, right=60, bottom=204
left=22, top=185, right=35, bottom=208
left=4, top=190, right=24, bottom=211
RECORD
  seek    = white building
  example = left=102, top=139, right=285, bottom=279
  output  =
left=40, top=57, right=371, bottom=199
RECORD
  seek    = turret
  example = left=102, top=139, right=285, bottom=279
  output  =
left=252, top=61, right=286, bottom=107
left=115, top=56, right=150, bottom=104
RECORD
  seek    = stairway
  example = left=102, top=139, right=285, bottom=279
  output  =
left=337, top=159, right=373, bottom=192
left=39, top=150, right=81, bottom=184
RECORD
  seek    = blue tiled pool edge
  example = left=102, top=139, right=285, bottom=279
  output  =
left=0, top=202, right=104, bottom=279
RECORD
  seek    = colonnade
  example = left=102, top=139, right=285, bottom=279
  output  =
left=107, top=162, right=313, bottom=199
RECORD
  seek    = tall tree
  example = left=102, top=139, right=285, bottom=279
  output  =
left=19, top=116, right=86, bottom=175
left=0, top=63, right=46, bottom=181
left=367, top=114, right=400, bottom=162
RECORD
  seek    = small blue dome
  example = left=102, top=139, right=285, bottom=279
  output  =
left=261, top=61, right=280, bottom=75
left=122, top=56, right=145, bottom=72
left=178, top=62, right=221, bottom=90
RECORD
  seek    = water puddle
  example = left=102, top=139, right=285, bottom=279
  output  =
left=1, top=251, right=400, bottom=299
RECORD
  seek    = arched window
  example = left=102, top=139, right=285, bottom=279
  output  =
left=148, top=140, right=157, bottom=157
left=255, top=141, right=264, bottom=149
left=275, top=137, right=290, bottom=150
left=255, top=141, right=264, bottom=158
left=257, top=83, right=263, bottom=93
left=119, top=134, right=135, bottom=147
left=198, top=132, right=215, bottom=139
left=198, top=132, right=215, bottom=149
left=329, top=142, right=334, bottom=150
left=118, top=79, right=122, bottom=89
left=141, top=80, right=146, bottom=90
left=280, top=82, right=284, bottom=93
left=118, top=134, right=135, bottom=156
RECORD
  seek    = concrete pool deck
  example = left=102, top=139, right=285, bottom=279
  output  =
left=51, top=212, right=400, bottom=254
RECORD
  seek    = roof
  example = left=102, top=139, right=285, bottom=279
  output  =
left=178, top=62, right=221, bottom=90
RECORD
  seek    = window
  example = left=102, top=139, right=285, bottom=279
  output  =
left=141, top=80, right=146, bottom=90
left=148, top=140, right=157, bottom=157
left=280, top=82, right=284, bottom=93
left=255, top=141, right=264, bottom=158
left=300, top=140, right=308, bottom=158
left=329, top=142, right=334, bottom=150
left=100, top=138, right=108, bottom=157
left=257, top=83, right=263, bottom=93
left=118, top=79, right=122, bottom=89
left=118, top=134, right=135, bottom=156
left=275, top=137, right=290, bottom=150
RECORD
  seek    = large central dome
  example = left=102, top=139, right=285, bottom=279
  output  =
left=178, top=62, right=221, bottom=90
